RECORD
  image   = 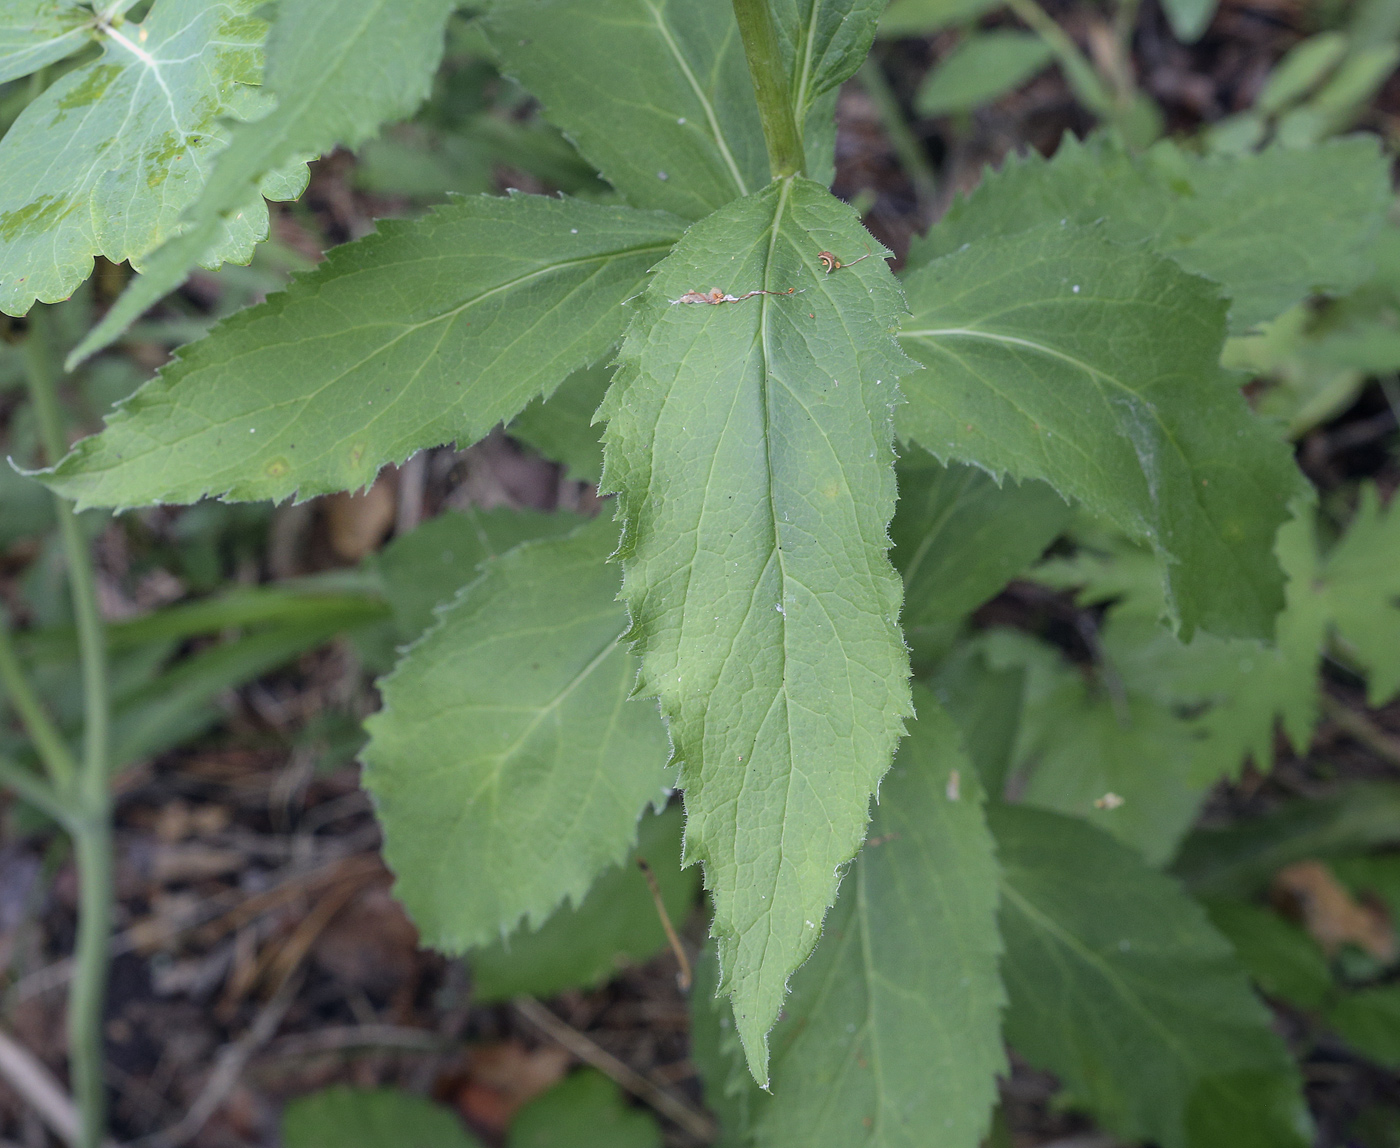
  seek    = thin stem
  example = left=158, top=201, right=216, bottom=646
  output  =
left=0, top=756, right=67, bottom=824
left=857, top=57, right=937, bottom=222
left=0, top=618, right=78, bottom=791
left=22, top=306, right=112, bottom=1148
left=731, top=0, right=806, bottom=178
left=1004, top=0, right=1116, bottom=117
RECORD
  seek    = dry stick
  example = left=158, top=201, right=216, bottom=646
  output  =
left=1322, top=693, right=1400, bottom=770
left=0, top=1027, right=86, bottom=1147
left=636, top=858, right=692, bottom=991
left=512, top=997, right=716, bottom=1142
left=134, top=971, right=304, bottom=1148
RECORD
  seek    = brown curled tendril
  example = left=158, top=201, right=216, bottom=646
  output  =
left=818, top=248, right=875, bottom=274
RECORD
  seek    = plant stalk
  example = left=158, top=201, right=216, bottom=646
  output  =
left=22, top=305, right=112, bottom=1148
left=1004, top=0, right=1116, bottom=116
left=730, top=0, right=806, bottom=179
left=0, top=619, right=78, bottom=790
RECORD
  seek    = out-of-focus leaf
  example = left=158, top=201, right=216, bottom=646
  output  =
left=282, top=1087, right=481, bottom=1148
left=879, top=0, right=1002, bottom=36
left=1328, top=987, right=1400, bottom=1067
left=509, top=366, right=612, bottom=484
left=915, top=32, right=1053, bottom=115
left=1161, top=0, right=1218, bottom=42
left=1204, top=899, right=1334, bottom=1010
left=508, top=1071, right=661, bottom=1148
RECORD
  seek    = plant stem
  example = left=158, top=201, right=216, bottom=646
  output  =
left=857, top=57, right=937, bottom=221
left=0, top=755, right=66, bottom=823
left=0, top=619, right=78, bottom=790
left=22, top=305, right=112, bottom=1148
left=730, top=0, right=806, bottom=179
left=1004, top=0, right=1116, bottom=117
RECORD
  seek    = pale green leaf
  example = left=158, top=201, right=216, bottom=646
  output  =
left=0, top=0, right=100, bottom=85
left=915, top=32, right=1054, bottom=115
left=994, top=805, right=1313, bottom=1148
left=508, top=365, right=613, bottom=484
left=897, top=224, right=1299, bottom=640
left=67, top=0, right=459, bottom=366
left=509, top=1071, right=661, bottom=1148
left=48, top=196, right=682, bottom=509
left=879, top=0, right=1003, bottom=36
left=908, top=134, right=1391, bottom=332
left=361, top=516, right=672, bottom=952
left=0, top=0, right=307, bottom=317
left=471, top=804, right=700, bottom=1001
left=747, top=691, right=1005, bottom=1148
left=282, top=1087, right=481, bottom=1148
left=601, top=176, right=915, bottom=1080
left=1256, top=33, right=1349, bottom=115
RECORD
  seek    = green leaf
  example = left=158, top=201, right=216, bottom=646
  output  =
left=1328, top=986, right=1400, bottom=1068
left=1160, top=0, right=1218, bottom=42
left=471, top=804, right=700, bottom=1001
left=747, top=691, right=1005, bottom=1148
left=509, top=1071, right=661, bottom=1148
left=915, top=32, right=1054, bottom=115
left=66, top=0, right=460, bottom=365
left=0, top=0, right=307, bottom=317
left=978, top=628, right=1212, bottom=864
left=890, top=449, right=1069, bottom=632
left=993, top=805, right=1313, bottom=1148
left=1203, top=899, right=1334, bottom=1010
left=0, top=1, right=101, bottom=85
left=600, top=176, right=914, bottom=1080
left=907, top=134, right=1391, bottom=332
left=282, top=1087, right=481, bottom=1148
left=897, top=224, right=1299, bottom=640
left=361, top=516, right=672, bottom=952
left=1320, top=484, right=1400, bottom=704
left=367, top=507, right=584, bottom=646
left=485, top=0, right=769, bottom=219
left=48, top=196, right=682, bottom=509
left=509, top=365, right=613, bottom=484
left=879, top=0, right=1003, bottom=36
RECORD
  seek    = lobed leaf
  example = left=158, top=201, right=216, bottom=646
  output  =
left=994, top=805, right=1313, bottom=1148
left=47, top=195, right=682, bottom=508
left=908, top=134, right=1391, bottom=332
left=0, top=0, right=306, bottom=317
left=897, top=224, right=1299, bottom=640
left=601, top=176, right=915, bottom=1079
left=361, top=516, right=672, bottom=952
left=748, top=692, right=1006, bottom=1148
left=68, top=0, right=459, bottom=365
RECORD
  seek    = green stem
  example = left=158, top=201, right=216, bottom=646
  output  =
left=0, top=755, right=67, bottom=823
left=22, top=306, right=112, bottom=1148
left=0, top=618, right=78, bottom=790
left=1004, top=0, right=1116, bottom=116
left=731, top=0, right=806, bottom=179
left=857, top=57, right=937, bottom=218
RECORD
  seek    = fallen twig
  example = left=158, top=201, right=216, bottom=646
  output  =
left=513, top=996, right=715, bottom=1142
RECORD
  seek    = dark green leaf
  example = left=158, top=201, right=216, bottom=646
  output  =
left=49, top=196, right=682, bottom=508
left=601, top=176, right=914, bottom=1079
left=362, top=516, right=672, bottom=952
left=897, top=224, right=1299, bottom=640
left=509, top=366, right=613, bottom=484
left=994, top=805, right=1313, bottom=1148
left=282, top=1087, right=481, bottom=1148
left=509, top=1071, right=661, bottom=1148
left=1328, top=987, right=1400, bottom=1068
left=1203, top=899, right=1334, bottom=1010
